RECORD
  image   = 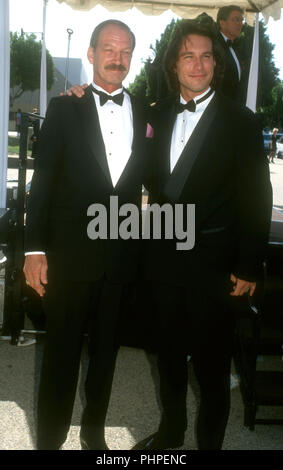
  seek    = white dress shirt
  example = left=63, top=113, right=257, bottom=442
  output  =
left=92, top=82, right=133, bottom=188
left=221, top=32, right=241, bottom=80
left=170, top=88, right=215, bottom=173
left=25, top=82, right=133, bottom=256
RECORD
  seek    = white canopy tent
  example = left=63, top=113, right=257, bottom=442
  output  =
left=57, top=0, right=283, bottom=23
left=1, top=0, right=283, bottom=208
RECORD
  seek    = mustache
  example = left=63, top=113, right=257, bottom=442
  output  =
left=104, top=63, right=127, bottom=71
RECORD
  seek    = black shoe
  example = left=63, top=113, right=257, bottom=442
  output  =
left=37, top=440, right=64, bottom=450
left=80, top=436, right=109, bottom=450
left=132, top=432, right=184, bottom=450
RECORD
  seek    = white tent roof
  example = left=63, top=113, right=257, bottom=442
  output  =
left=57, top=0, right=283, bottom=24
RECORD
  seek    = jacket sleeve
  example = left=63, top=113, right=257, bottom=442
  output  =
left=233, top=110, right=272, bottom=281
left=25, top=98, right=64, bottom=252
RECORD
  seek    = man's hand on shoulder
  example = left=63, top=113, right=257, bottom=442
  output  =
left=230, top=273, right=256, bottom=296
left=60, top=83, right=88, bottom=98
left=23, top=254, right=48, bottom=297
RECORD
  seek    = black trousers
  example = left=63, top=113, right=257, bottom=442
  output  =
left=37, top=277, right=124, bottom=450
left=149, top=278, right=235, bottom=450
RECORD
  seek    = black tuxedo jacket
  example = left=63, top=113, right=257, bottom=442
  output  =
left=144, top=92, right=272, bottom=286
left=217, top=32, right=247, bottom=104
left=25, top=86, right=148, bottom=282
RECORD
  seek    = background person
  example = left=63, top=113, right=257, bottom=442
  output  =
left=216, top=5, right=247, bottom=102
left=269, top=127, right=279, bottom=163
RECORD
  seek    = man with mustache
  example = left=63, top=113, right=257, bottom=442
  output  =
left=23, top=19, right=148, bottom=450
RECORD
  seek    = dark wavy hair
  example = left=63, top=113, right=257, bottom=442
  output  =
left=216, top=5, right=244, bottom=25
left=163, top=19, right=225, bottom=95
left=90, top=19, right=136, bottom=51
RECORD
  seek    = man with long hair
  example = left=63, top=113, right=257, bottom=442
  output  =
left=134, top=19, right=272, bottom=450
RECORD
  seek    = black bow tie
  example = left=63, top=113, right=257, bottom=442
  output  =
left=226, top=39, right=234, bottom=49
left=176, top=88, right=214, bottom=114
left=91, top=85, right=124, bottom=106
left=176, top=99, right=196, bottom=113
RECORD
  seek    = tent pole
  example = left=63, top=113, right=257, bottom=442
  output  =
left=0, top=1, right=10, bottom=209
left=246, top=12, right=259, bottom=112
left=40, top=0, right=48, bottom=119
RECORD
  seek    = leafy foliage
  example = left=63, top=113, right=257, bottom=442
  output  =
left=129, top=19, right=180, bottom=103
left=237, top=21, right=279, bottom=109
left=258, top=81, right=283, bottom=128
left=10, top=31, right=54, bottom=105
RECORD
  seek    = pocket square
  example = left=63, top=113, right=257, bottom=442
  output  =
left=146, top=123, right=154, bottom=138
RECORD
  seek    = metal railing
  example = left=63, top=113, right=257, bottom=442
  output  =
left=0, top=112, right=45, bottom=345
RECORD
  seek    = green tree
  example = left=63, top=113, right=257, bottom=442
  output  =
left=128, top=19, right=180, bottom=103
left=10, top=31, right=54, bottom=106
left=257, top=81, right=283, bottom=129
left=237, top=21, right=279, bottom=109
left=129, top=62, right=150, bottom=102
left=271, top=81, right=283, bottom=128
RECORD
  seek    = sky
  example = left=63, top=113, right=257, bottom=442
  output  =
left=9, top=0, right=283, bottom=87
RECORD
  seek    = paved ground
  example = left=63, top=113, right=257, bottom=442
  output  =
left=0, top=338, right=283, bottom=451
left=269, top=157, right=283, bottom=220
left=0, top=152, right=283, bottom=451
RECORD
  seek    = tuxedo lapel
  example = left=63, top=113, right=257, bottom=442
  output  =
left=162, top=94, right=219, bottom=202
left=159, top=105, right=177, bottom=187
left=228, top=47, right=241, bottom=79
left=218, top=32, right=241, bottom=81
left=75, top=86, right=113, bottom=186
left=131, top=94, right=140, bottom=152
